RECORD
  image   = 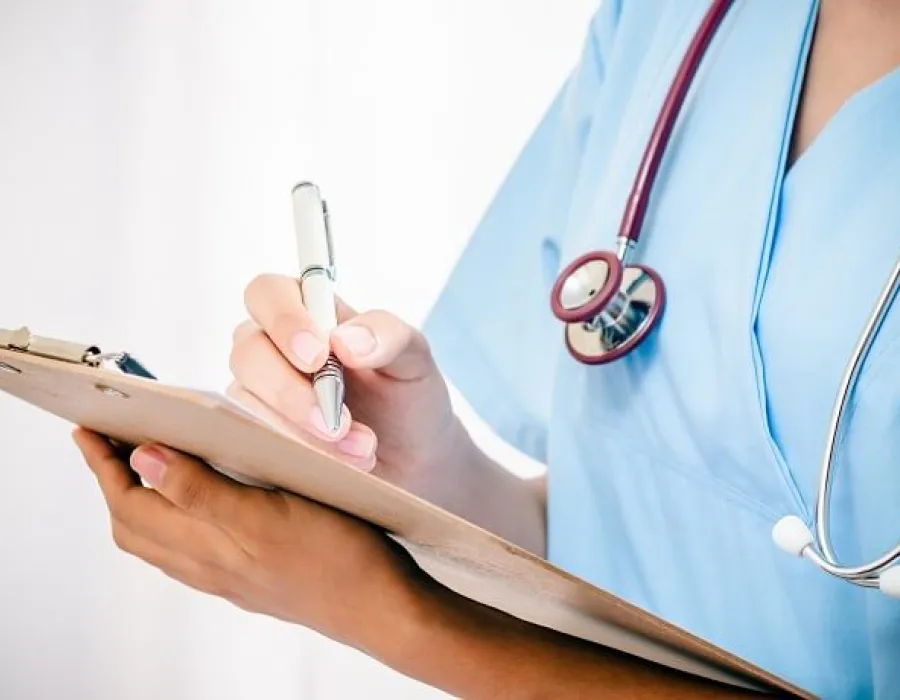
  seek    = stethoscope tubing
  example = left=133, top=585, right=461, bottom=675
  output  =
left=619, top=0, right=735, bottom=246
left=812, top=256, right=900, bottom=579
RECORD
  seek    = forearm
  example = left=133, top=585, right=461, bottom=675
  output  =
left=393, top=583, right=763, bottom=700
left=443, top=417, right=547, bottom=556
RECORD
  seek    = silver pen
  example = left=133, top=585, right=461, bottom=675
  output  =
left=291, top=182, right=345, bottom=434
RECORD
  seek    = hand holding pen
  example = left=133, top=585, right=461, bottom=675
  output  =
left=226, top=183, right=470, bottom=496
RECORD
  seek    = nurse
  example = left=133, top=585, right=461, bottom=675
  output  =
left=74, top=0, right=900, bottom=697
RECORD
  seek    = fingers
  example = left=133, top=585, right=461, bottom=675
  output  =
left=76, top=427, right=145, bottom=500
left=242, top=273, right=433, bottom=382
left=129, top=444, right=251, bottom=527
left=73, top=428, right=249, bottom=568
left=76, top=427, right=253, bottom=524
left=230, top=322, right=352, bottom=442
left=243, top=273, right=356, bottom=373
left=110, top=519, right=239, bottom=600
left=225, top=382, right=378, bottom=472
left=331, top=310, right=435, bottom=382
left=75, top=428, right=184, bottom=528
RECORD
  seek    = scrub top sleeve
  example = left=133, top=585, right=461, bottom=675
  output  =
left=421, top=3, right=621, bottom=463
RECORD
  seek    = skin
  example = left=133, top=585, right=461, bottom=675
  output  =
left=75, top=1, right=898, bottom=696
left=790, top=0, right=900, bottom=167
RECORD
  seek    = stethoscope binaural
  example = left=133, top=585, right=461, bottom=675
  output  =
left=549, top=0, right=900, bottom=597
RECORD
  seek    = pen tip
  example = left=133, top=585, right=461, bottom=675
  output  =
left=315, top=376, right=344, bottom=435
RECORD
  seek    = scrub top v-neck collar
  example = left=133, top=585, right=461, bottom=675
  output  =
left=784, top=62, right=900, bottom=190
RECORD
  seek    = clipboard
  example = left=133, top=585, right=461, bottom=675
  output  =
left=0, top=326, right=814, bottom=699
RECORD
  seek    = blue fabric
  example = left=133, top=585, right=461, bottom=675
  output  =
left=422, top=1, right=900, bottom=698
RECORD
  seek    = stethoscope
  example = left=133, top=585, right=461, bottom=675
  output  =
left=548, top=0, right=900, bottom=597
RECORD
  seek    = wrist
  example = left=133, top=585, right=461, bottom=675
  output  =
left=375, top=576, right=568, bottom=699
left=410, top=415, right=487, bottom=513
left=355, top=561, right=455, bottom=681
left=374, top=565, right=582, bottom=699
left=449, top=420, right=547, bottom=556
left=372, top=573, right=496, bottom=697
left=376, top=581, right=754, bottom=700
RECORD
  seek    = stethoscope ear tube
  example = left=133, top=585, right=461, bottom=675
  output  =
left=772, top=515, right=898, bottom=594
left=772, top=257, right=900, bottom=596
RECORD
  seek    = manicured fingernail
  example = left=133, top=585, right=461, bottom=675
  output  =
left=332, top=325, right=376, bottom=357
left=131, top=446, right=167, bottom=486
left=337, top=429, right=377, bottom=458
left=291, top=331, right=325, bottom=367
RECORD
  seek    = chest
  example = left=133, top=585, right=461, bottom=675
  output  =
left=790, top=0, right=900, bottom=166
left=551, top=0, right=900, bottom=521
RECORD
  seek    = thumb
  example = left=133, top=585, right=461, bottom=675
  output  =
left=131, top=444, right=245, bottom=523
left=329, top=310, right=436, bottom=382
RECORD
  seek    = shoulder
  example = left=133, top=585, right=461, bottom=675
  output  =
left=587, top=0, right=716, bottom=66
left=589, top=0, right=711, bottom=39
left=567, top=0, right=713, bottom=136
left=602, top=0, right=716, bottom=25
left=579, top=0, right=716, bottom=104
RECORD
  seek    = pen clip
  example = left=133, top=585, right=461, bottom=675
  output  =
left=321, top=198, right=336, bottom=281
left=293, top=182, right=337, bottom=283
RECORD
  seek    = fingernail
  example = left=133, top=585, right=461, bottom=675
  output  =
left=308, top=405, right=348, bottom=439
left=333, top=325, right=376, bottom=357
left=291, top=331, right=325, bottom=367
left=131, top=446, right=167, bottom=486
left=337, top=429, right=377, bottom=458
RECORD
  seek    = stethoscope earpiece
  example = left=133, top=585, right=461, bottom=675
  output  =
left=772, top=515, right=814, bottom=558
left=878, top=567, right=900, bottom=599
left=772, top=512, right=900, bottom=599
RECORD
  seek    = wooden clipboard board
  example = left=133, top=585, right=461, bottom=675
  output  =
left=0, top=326, right=814, bottom=699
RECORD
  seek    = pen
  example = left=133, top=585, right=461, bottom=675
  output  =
left=291, top=182, right=345, bottom=434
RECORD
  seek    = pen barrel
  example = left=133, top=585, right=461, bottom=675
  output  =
left=292, top=183, right=332, bottom=270
left=300, top=273, right=338, bottom=334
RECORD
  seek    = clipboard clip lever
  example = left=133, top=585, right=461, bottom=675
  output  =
left=0, top=326, right=156, bottom=380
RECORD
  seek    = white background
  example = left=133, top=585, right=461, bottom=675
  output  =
left=0, top=1, right=597, bottom=698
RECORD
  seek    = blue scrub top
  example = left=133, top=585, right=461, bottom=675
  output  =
left=422, top=0, right=900, bottom=697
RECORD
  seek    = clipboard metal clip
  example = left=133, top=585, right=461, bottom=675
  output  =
left=0, top=326, right=156, bottom=380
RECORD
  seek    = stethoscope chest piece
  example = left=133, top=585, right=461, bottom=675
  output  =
left=550, top=250, right=665, bottom=364
left=546, top=0, right=737, bottom=366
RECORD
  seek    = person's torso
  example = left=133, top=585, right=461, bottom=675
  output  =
left=544, top=1, right=900, bottom=697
